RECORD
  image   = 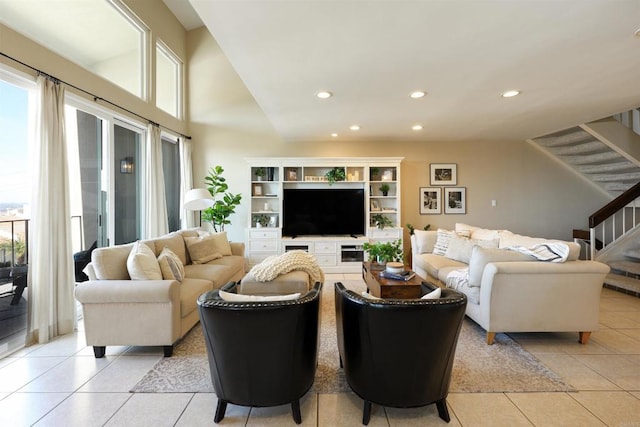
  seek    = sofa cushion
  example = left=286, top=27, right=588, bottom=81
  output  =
left=153, top=232, right=188, bottom=265
left=456, top=223, right=503, bottom=241
left=183, top=263, right=235, bottom=288
left=127, top=241, right=162, bottom=280
left=444, top=234, right=499, bottom=264
left=180, top=278, right=214, bottom=317
left=414, top=253, right=466, bottom=280
left=468, top=246, right=536, bottom=287
left=91, top=243, right=134, bottom=280
left=184, top=234, right=224, bottom=264
left=157, top=247, right=185, bottom=282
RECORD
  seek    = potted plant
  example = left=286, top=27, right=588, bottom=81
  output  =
left=370, top=167, right=380, bottom=181
left=406, top=223, right=431, bottom=235
left=254, top=167, right=266, bottom=181
left=371, top=213, right=393, bottom=229
left=325, top=167, right=346, bottom=185
left=202, top=165, right=243, bottom=232
left=363, top=239, right=403, bottom=265
left=252, top=214, right=270, bottom=228
left=379, top=183, right=390, bottom=196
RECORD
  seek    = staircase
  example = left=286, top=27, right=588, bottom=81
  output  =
left=529, top=114, right=640, bottom=197
left=530, top=109, right=640, bottom=296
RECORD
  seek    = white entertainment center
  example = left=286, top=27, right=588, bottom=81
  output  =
left=246, top=157, right=403, bottom=273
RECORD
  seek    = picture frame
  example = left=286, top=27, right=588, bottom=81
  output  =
left=252, top=183, right=263, bottom=196
left=419, top=187, right=441, bottom=214
left=286, top=168, right=298, bottom=181
left=370, top=199, right=381, bottom=212
left=444, top=187, right=466, bottom=214
left=430, top=163, right=457, bottom=186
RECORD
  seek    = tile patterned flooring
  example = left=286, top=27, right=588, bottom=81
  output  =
left=0, top=273, right=639, bottom=426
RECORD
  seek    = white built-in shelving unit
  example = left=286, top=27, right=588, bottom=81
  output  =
left=246, top=157, right=403, bottom=273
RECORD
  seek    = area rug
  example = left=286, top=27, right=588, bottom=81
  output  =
left=131, top=280, right=574, bottom=394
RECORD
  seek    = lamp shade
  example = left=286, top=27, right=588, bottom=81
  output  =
left=184, top=188, right=214, bottom=210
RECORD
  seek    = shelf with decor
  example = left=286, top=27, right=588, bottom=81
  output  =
left=246, top=158, right=403, bottom=272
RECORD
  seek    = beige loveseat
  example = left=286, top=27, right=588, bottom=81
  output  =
left=75, top=228, right=246, bottom=358
left=411, top=223, right=610, bottom=345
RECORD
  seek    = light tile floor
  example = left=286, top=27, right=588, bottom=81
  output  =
left=0, top=273, right=639, bottom=426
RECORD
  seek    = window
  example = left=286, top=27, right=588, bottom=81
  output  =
left=156, top=41, right=182, bottom=117
left=0, top=0, right=149, bottom=98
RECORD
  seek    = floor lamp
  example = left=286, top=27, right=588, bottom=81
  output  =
left=184, top=188, right=214, bottom=227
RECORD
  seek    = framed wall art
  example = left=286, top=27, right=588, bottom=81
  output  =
left=430, top=163, right=457, bottom=186
left=419, top=187, right=441, bottom=214
left=444, top=187, right=466, bottom=214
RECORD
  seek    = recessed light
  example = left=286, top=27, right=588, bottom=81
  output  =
left=316, top=91, right=332, bottom=99
left=412, top=124, right=423, bottom=131
left=349, top=125, right=360, bottom=131
left=502, top=90, right=520, bottom=98
left=331, top=133, right=338, bottom=137
left=410, top=91, right=426, bottom=99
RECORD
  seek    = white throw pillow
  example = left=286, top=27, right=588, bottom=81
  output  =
left=413, top=229, right=435, bottom=254
left=421, top=287, right=442, bottom=299
left=432, top=229, right=454, bottom=256
left=218, top=290, right=301, bottom=302
left=361, top=291, right=382, bottom=300
left=157, top=247, right=185, bottom=282
left=127, top=241, right=162, bottom=280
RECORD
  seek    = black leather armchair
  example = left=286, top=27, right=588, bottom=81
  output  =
left=335, top=282, right=467, bottom=424
left=197, top=281, right=322, bottom=424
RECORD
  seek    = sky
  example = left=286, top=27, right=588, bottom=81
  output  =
left=0, top=79, right=29, bottom=204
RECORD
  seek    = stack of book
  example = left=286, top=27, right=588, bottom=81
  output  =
left=379, top=270, right=416, bottom=281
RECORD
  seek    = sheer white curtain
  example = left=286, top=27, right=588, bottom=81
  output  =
left=179, top=137, right=196, bottom=229
left=144, top=123, right=169, bottom=238
left=27, top=76, right=75, bottom=345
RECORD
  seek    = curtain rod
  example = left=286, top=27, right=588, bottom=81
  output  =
left=0, top=51, right=191, bottom=140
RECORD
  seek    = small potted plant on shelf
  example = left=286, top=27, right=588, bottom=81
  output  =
left=253, top=214, right=270, bottom=228
left=363, top=239, right=403, bottom=265
left=371, top=213, right=393, bottom=229
left=379, top=183, right=390, bottom=196
left=255, top=167, right=266, bottom=181
left=325, top=167, right=346, bottom=185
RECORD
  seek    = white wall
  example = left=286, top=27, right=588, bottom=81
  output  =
left=187, top=27, right=610, bottom=248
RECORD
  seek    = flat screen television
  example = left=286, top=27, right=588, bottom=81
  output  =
left=282, top=188, right=365, bottom=237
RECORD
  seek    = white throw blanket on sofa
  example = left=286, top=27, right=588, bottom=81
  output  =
left=249, top=250, right=325, bottom=284
left=504, top=243, right=570, bottom=263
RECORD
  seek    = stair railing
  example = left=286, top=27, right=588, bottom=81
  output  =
left=589, top=180, right=640, bottom=259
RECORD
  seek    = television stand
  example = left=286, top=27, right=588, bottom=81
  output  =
left=279, top=235, right=368, bottom=273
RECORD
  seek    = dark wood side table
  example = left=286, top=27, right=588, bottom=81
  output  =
left=362, top=261, right=424, bottom=299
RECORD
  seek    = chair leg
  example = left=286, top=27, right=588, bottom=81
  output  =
left=436, top=398, right=450, bottom=422
left=214, top=399, right=227, bottom=423
left=93, top=346, right=106, bottom=358
left=362, top=401, right=372, bottom=425
left=163, top=345, right=173, bottom=357
left=291, top=399, right=302, bottom=424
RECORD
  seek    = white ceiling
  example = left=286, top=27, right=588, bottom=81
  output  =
left=181, top=0, right=640, bottom=143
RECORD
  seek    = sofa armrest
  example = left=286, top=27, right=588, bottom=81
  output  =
left=475, top=260, right=610, bottom=333
left=230, top=242, right=245, bottom=257
left=75, top=280, right=180, bottom=304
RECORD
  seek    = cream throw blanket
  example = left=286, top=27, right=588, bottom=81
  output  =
left=249, top=250, right=325, bottom=284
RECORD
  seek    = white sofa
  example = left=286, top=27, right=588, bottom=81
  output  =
left=410, top=223, right=610, bottom=345
left=75, top=228, right=246, bottom=357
